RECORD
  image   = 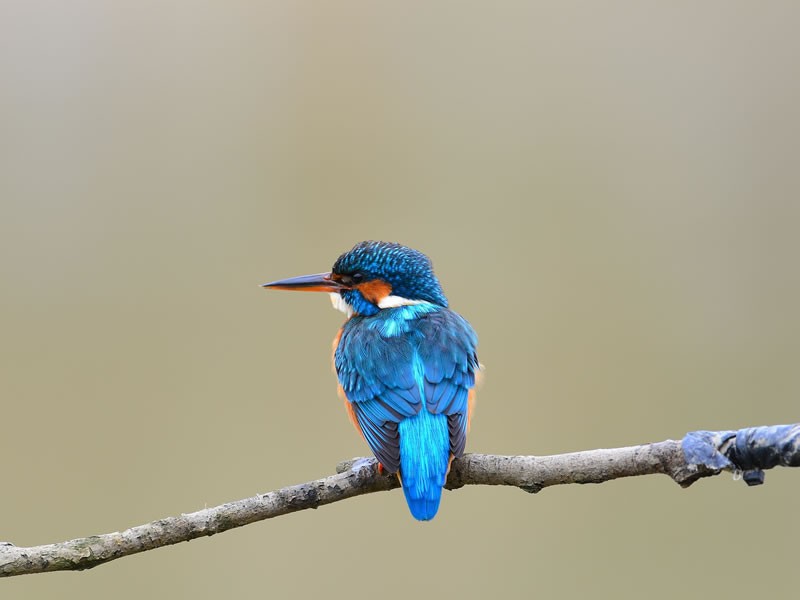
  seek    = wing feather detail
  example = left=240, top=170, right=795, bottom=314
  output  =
left=335, top=308, right=479, bottom=471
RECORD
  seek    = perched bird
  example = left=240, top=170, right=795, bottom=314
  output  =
left=262, top=241, right=480, bottom=520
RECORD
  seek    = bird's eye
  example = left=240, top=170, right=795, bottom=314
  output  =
left=337, top=273, right=363, bottom=287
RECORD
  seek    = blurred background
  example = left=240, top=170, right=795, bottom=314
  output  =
left=1, top=1, right=798, bottom=598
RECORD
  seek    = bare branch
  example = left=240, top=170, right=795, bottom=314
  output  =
left=2, top=425, right=796, bottom=578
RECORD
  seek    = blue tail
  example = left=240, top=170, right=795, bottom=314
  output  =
left=398, top=409, right=450, bottom=521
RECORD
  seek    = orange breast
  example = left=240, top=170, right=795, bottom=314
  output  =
left=332, top=327, right=365, bottom=439
left=340, top=384, right=364, bottom=438
left=467, top=389, right=476, bottom=431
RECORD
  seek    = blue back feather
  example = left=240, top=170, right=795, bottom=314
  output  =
left=335, top=303, right=478, bottom=520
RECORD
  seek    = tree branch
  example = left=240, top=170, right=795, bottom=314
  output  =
left=2, top=424, right=797, bottom=578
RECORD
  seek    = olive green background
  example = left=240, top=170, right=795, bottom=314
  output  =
left=2, top=2, right=798, bottom=598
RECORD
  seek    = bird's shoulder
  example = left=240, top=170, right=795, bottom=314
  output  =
left=343, top=303, right=473, bottom=338
left=334, top=304, right=478, bottom=384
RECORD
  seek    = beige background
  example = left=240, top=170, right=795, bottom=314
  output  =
left=2, top=2, right=798, bottom=598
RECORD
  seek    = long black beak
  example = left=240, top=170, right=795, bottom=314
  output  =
left=261, top=272, right=345, bottom=292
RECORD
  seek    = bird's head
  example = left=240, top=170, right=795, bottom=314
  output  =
left=262, top=241, right=448, bottom=317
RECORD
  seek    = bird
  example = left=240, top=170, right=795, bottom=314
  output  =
left=262, top=241, right=480, bottom=521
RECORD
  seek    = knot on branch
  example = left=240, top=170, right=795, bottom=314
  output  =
left=682, top=424, right=800, bottom=486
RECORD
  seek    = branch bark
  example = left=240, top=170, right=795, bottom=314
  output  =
left=0, top=429, right=787, bottom=578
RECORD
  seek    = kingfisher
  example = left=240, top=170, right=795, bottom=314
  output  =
left=262, top=241, right=479, bottom=521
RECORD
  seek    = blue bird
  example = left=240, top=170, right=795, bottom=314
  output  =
left=262, top=241, right=480, bottom=520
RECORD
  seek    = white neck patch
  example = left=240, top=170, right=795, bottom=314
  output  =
left=329, top=293, right=354, bottom=318
left=378, top=295, right=424, bottom=309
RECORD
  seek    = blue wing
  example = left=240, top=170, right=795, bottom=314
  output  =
left=335, top=307, right=479, bottom=473
left=417, top=310, right=479, bottom=458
